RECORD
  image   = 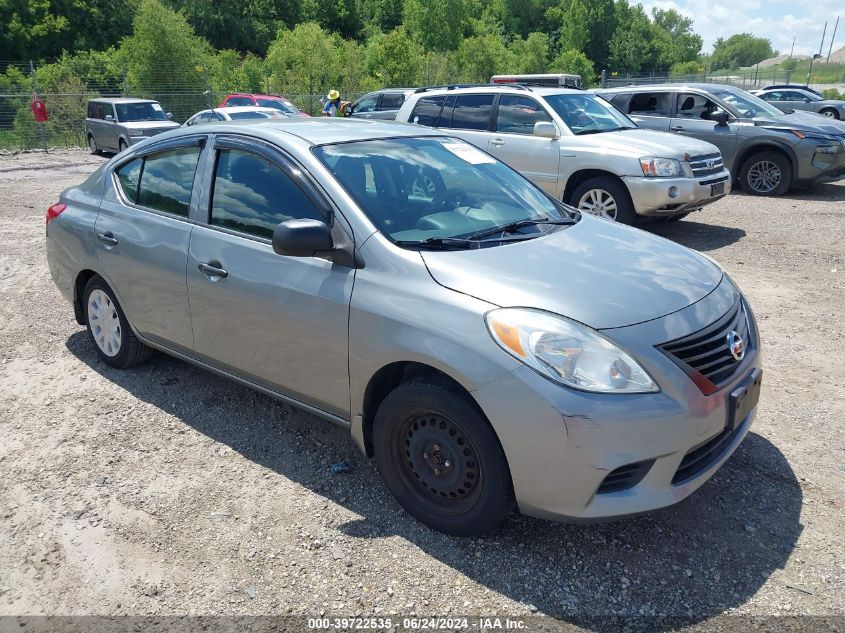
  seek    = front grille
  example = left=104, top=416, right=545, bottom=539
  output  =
left=672, top=424, right=742, bottom=484
left=688, top=153, right=724, bottom=178
left=596, top=460, right=655, bottom=494
left=659, top=300, right=751, bottom=393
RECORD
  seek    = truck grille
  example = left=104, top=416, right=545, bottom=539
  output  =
left=688, top=153, right=724, bottom=178
left=659, top=299, right=751, bottom=394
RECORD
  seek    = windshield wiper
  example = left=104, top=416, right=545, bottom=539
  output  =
left=464, top=217, right=574, bottom=241
left=574, top=127, right=631, bottom=135
left=394, top=236, right=479, bottom=250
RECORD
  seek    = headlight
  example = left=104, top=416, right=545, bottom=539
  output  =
left=640, top=157, right=683, bottom=177
left=815, top=144, right=841, bottom=154
left=128, top=129, right=143, bottom=136
left=485, top=308, right=658, bottom=393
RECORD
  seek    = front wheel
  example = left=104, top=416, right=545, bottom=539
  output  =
left=819, top=108, right=839, bottom=120
left=373, top=379, right=514, bottom=536
left=739, top=151, right=792, bottom=196
left=118, top=138, right=128, bottom=153
left=84, top=275, right=152, bottom=368
left=570, top=176, right=637, bottom=224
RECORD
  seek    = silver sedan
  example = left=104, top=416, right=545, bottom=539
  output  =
left=754, top=88, right=845, bottom=120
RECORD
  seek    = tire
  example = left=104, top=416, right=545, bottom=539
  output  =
left=569, top=176, right=637, bottom=224
left=739, top=150, right=792, bottom=196
left=83, top=275, right=152, bottom=368
left=88, top=135, right=99, bottom=155
left=118, top=139, right=128, bottom=153
left=373, top=378, right=514, bottom=536
left=819, top=108, right=839, bottom=120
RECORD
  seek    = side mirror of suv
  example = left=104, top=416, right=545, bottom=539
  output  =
left=711, top=110, right=729, bottom=126
left=105, top=114, right=114, bottom=123
left=533, top=121, right=559, bottom=139
left=272, top=219, right=334, bottom=258
left=166, top=112, right=174, bottom=120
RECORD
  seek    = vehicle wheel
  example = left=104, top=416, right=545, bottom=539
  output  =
left=84, top=275, right=152, bottom=368
left=118, top=139, right=128, bottom=153
left=666, top=212, right=690, bottom=222
left=88, top=135, right=99, bottom=155
left=739, top=151, right=792, bottom=196
left=373, top=378, right=514, bottom=536
left=819, top=108, right=839, bottom=120
left=570, top=176, right=637, bottom=224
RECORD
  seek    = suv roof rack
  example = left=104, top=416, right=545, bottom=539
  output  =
left=414, top=83, right=532, bottom=93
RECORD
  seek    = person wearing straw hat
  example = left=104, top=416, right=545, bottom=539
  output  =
left=322, top=89, right=342, bottom=116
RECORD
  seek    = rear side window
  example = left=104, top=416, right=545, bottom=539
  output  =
left=379, top=93, right=405, bottom=110
left=449, top=94, right=494, bottom=131
left=210, top=148, right=323, bottom=239
left=410, top=96, right=446, bottom=127
left=608, top=94, right=631, bottom=111
left=495, top=96, right=552, bottom=134
left=137, top=147, right=201, bottom=216
left=225, top=96, right=254, bottom=106
left=627, top=92, right=672, bottom=116
left=88, top=102, right=97, bottom=118
left=116, top=158, right=142, bottom=202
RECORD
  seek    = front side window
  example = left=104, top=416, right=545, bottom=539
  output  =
left=676, top=93, right=731, bottom=121
left=115, top=102, right=168, bottom=122
left=210, top=149, right=323, bottom=239
left=258, top=98, right=299, bottom=114
left=137, top=147, right=201, bottom=216
left=315, top=137, right=574, bottom=246
left=543, top=93, right=636, bottom=135
left=627, top=92, right=672, bottom=117
left=495, top=95, right=552, bottom=135
left=410, top=96, right=446, bottom=127
left=353, top=94, right=379, bottom=113
left=225, top=96, right=254, bottom=107
left=448, top=94, right=494, bottom=131
left=709, top=87, right=783, bottom=118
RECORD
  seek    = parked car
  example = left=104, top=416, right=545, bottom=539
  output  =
left=347, top=89, right=415, bottom=120
left=752, top=87, right=845, bottom=120
left=220, top=93, right=309, bottom=117
left=86, top=98, right=180, bottom=154
left=762, top=84, right=822, bottom=97
left=183, top=106, right=289, bottom=126
left=396, top=85, right=731, bottom=223
left=596, top=83, right=845, bottom=195
left=46, top=118, right=762, bottom=535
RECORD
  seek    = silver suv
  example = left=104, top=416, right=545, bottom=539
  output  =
left=596, top=83, right=845, bottom=195
left=396, top=85, right=731, bottom=223
left=86, top=98, right=180, bottom=154
left=46, top=119, right=761, bottom=535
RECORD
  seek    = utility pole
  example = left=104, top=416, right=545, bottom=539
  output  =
left=789, top=36, right=795, bottom=58
left=828, top=17, right=840, bottom=63
left=819, top=22, right=827, bottom=58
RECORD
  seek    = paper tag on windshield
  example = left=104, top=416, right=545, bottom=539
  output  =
left=151, top=103, right=163, bottom=111
left=441, top=141, right=496, bottom=165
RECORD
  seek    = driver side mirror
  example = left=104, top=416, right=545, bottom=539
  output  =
left=802, top=97, right=811, bottom=103
left=166, top=112, right=173, bottom=120
left=533, top=121, right=559, bottom=139
left=272, top=219, right=334, bottom=258
left=105, top=114, right=114, bottom=123
left=711, top=110, right=729, bottom=126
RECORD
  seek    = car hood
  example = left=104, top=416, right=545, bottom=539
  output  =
left=122, top=120, right=181, bottom=130
left=420, top=215, right=723, bottom=330
left=752, top=110, right=845, bottom=134
left=593, top=128, right=721, bottom=159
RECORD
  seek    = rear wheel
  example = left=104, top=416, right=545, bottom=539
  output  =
left=88, top=135, right=99, bottom=155
left=819, top=108, right=839, bottom=120
left=373, top=379, right=514, bottom=536
left=570, top=176, right=637, bottom=224
left=118, top=138, right=128, bottom=153
left=739, top=151, right=792, bottom=196
left=84, top=275, right=152, bottom=368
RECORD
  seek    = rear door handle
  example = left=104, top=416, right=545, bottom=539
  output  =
left=198, top=262, right=228, bottom=279
left=671, top=126, right=685, bottom=132
left=490, top=138, right=505, bottom=146
left=96, top=232, right=119, bottom=247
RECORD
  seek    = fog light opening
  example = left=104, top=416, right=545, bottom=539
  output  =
left=668, top=186, right=680, bottom=199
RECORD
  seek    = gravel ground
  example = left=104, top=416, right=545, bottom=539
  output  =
left=0, top=150, right=843, bottom=631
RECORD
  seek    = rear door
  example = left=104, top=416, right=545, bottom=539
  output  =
left=94, top=136, right=206, bottom=352
left=619, top=90, right=673, bottom=132
left=439, top=93, right=496, bottom=152
left=186, top=135, right=354, bottom=417
left=670, top=91, right=739, bottom=163
left=487, top=94, right=560, bottom=196
left=374, top=92, right=406, bottom=120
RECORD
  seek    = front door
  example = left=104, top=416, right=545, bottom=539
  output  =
left=186, top=137, right=354, bottom=418
left=95, top=139, right=204, bottom=351
left=671, top=92, right=740, bottom=167
left=487, top=94, right=560, bottom=197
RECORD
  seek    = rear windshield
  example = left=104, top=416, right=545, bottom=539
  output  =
left=115, top=102, right=168, bottom=122
left=228, top=111, right=272, bottom=120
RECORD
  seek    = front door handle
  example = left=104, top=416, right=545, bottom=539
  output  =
left=490, top=138, right=505, bottom=146
left=96, top=232, right=119, bottom=247
left=198, top=262, right=228, bottom=279
left=671, top=125, right=685, bottom=132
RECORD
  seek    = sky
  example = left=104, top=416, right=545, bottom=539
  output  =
left=637, top=0, right=844, bottom=60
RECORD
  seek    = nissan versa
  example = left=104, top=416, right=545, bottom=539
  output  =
left=45, top=119, right=762, bottom=536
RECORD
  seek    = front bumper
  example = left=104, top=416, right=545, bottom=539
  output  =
left=795, top=141, right=845, bottom=185
left=472, top=277, right=761, bottom=521
left=623, top=168, right=732, bottom=216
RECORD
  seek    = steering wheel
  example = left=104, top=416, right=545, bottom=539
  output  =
left=429, top=188, right=482, bottom=214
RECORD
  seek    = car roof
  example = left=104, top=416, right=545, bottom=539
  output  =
left=597, top=83, right=737, bottom=93
left=411, top=85, right=585, bottom=98
left=217, top=106, right=282, bottom=114
left=89, top=97, right=158, bottom=104
left=226, top=93, right=289, bottom=100
left=182, top=117, right=445, bottom=145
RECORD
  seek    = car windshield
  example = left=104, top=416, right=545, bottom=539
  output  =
left=115, top=102, right=168, bottom=122
left=710, top=88, right=783, bottom=118
left=258, top=98, right=300, bottom=114
left=314, top=137, right=575, bottom=247
left=543, top=93, right=636, bottom=135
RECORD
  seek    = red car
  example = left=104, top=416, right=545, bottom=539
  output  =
left=220, top=93, right=309, bottom=117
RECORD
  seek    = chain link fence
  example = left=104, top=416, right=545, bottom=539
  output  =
left=600, top=69, right=806, bottom=90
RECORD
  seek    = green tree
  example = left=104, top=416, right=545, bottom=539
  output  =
left=545, top=0, right=589, bottom=53
left=508, top=32, right=550, bottom=74
left=452, top=33, right=513, bottom=82
left=301, top=0, right=360, bottom=39
left=208, top=50, right=267, bottom=94
left=360, top=0, right=404, bottom=33
left=549, top=48, right=595, bottom=84
left=710, top=33, right=776, bottom=70
left=608, top=3, right=655, bottom=71
left=366, top=28, right=425, bottom=86
left=651, top=8, right=701, bottom=67
left=404, top=0, right=465, bottom=51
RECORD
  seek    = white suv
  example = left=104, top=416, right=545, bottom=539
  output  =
left=396, top=86, right=732, bottom=223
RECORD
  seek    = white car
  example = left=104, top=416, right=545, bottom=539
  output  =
left=184, top=106, right=289, bottom=126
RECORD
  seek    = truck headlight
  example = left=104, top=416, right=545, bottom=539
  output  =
left=640, top=157, right=683, bottom=177
left=485, top=308, right=658, bottom=393
left=815, top=144, right=841, bottom=154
